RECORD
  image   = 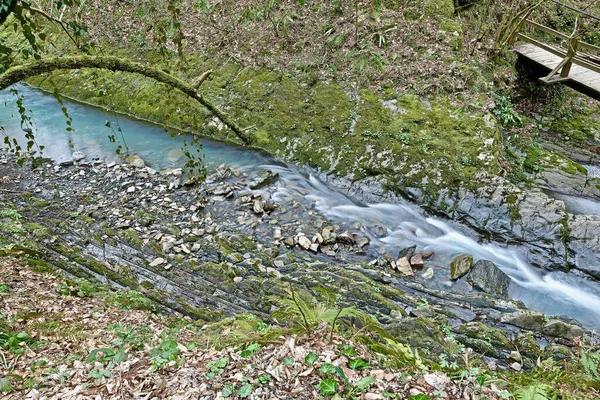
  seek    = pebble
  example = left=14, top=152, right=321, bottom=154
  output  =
left=233, top=276, right=243, bottom=283
left=149, top=257, right=165, bottom=267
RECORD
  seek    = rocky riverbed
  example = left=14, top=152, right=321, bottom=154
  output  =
left=0, top=153, right=595, bottom=373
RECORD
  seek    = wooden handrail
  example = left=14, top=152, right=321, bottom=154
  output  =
left=517, top=33, right=600, bottom=74
left=524, top=19, right=569, bottom=40
left=523, top=19, right=600, bottom=54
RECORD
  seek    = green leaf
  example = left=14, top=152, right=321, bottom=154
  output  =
left=241, top=343, right=261, bottom=358
left=0, top=377, right=12, bottom=393
left=353, top=376, right=376, bottom=393
left=305, top=351, right=318, bottom=365
left=348, top=358, right=369, bottom=370
left=15, top=332, right=29, bottom=341
left=237, top=383, right=253, bottom=398
left=214, top=358, right=228, bottom=368
left=282, top=357, right=295, bottom=366
left=408, top=395, right=430, bottom=400
left=113, top=350, right=127, bottom=365
left=334, top=366, right=349, bottom=385
left=318, top=378, right=339, bottom=396
left=221, top=383, right=234, bottom=398
left=320, top=363, right=336, bottom=374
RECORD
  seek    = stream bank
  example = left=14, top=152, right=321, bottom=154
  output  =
left=0, top=152, right=595, bottom=373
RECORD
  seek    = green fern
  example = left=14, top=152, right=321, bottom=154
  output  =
left=581, top=352, right=600, bottom=383
left=270, top=287, right=359, bottom=337
left=514, top=383, right=551, bottom=400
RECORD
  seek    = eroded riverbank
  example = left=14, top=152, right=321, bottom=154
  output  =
left=1, top=152, right=597, bottom=373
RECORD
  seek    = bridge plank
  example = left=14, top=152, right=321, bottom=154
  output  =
left=514, top=43, right=600, bottom=99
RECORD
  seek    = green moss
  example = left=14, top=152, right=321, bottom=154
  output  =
left=120, top=228, right=143, bottom=249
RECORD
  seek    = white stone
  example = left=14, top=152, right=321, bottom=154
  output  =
left=424, top=372, right=450, bottom=391
left=149, top=257, right=165, bottom=267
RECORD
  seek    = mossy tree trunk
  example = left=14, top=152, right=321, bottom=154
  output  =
left=0, top=55, right=251, bottom=145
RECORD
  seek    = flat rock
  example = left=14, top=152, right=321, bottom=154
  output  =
left=502, top=310, right=546, bottom=331
left=297, top=236, right=311, bottom=250
left=396, top=257, right=414, bottom=277
left=249, top=169, right=279, bottom=190
left=467, top=260, right=511, bottom=297
left=124, top=154, right=145, bottom=168
left=149, top=257, right=165, bottom=267
left=409, top=253, right=424, bottom=268
left=542, top=319, right=584, bottom=340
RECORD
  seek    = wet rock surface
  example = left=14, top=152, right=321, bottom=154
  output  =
left=467, top=260, right=511, bottom=298
left=0, top=154, right=597, bottom=371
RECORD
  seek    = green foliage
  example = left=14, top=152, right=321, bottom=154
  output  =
left=0, top=376, right=12, bottom=393
left=320, top=363, right=336, bottom=374
left=240, top=343, right=261, bottom=358
left=492, top=93, right=522, bottom=129
left=282, top=356, right=295, bottom=366
left=86, top=347, right=128, bottom=373
left=205, top=357, right=228, bottom=379
left=305, top=351, right=318, bottom=365
left=237, top=383, right=253, bottom=398
left=0, top=330, right=30, bottom=354
left=270, top=287, right=359, bottom=337
left=348, top=358, right=370, bottom=370
left=149, top=339, right=181, bottom=370
left=350, top=376, right=376, bottom=394
left=318, top=378, right=339, bottom=396
left=514, top=383, right=551, bottom=400
left=221, top=383, right=234, bottom=398
left=105, top=289, right=155, bottom=312
left=581, top=352, right=600, bottom=383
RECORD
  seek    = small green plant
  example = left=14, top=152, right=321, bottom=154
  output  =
left=205, top=358, right=228, bottom=379
left=105, top=290, right=155, bottom=311
left=0, top=331, right=31, bottom=355
left=282, top=357, right=295, bottom=366
left=270, top=286, right=359, bottom=338
left=258, top=374, right=270, bottom=384
left=237, top=382, right=253, bottom=398
left=318, top=378, right=339, bottom=396
left=86, top=347, right=128, bottom=368
left=221, top=383, right=235, bottom=398
left=348, top=358, right=370, bottom=370
left=240, top=343, right=261, bottom=358
left=149, top=339, right=181, bottom=370
left=492, top=93, right=523, bottom=129
left=305, top=351, right=318, bottom=365
left=320, top=363, right=336, bottom=374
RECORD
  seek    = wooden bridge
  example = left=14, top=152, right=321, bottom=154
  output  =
left=512, top=1, right=600, bottom=100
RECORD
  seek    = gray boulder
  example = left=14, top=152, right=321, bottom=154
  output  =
left=467, top=260, right=511, bottom=297
left=502, top=310, right=545, bottom=331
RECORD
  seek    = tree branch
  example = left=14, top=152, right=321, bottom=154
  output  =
left=28, top=6, right=78, bottom=48
left=0, top=55, right=251, bottom=145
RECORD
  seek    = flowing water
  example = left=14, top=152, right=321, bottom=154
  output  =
left=2, top=84, right=600, bottom=330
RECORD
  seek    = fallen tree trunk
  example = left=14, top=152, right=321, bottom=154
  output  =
left=0, top=55, right=251, bottom=145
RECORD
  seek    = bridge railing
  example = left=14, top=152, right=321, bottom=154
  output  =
left=513, top=2, right=600, bottom=83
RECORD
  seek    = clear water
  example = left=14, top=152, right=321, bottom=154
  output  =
left=544, top=189, right=600, bottom=216
left=0, top=84, right=270, bottom=169
left=3, top=84, right=600, bottom=330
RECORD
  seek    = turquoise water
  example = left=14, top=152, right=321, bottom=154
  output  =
left=0, top=84, right=270, bottom=168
